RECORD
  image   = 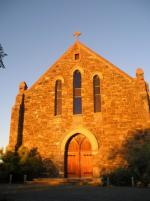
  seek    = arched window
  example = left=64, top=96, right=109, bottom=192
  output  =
left=55, top=80, right=62, bottom=115
left=73, top=70, right=82, bottom=114
left=93, top=75, right=101, bottom=112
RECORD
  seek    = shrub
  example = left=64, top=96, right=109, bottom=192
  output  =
left=102, top=131, right=150, bottom=187
left=102, top=167, right=132, bottom=186
left=0, top=147, right=45, bottom=183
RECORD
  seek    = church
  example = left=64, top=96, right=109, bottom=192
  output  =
left=9, top=34, right=150, bottom=178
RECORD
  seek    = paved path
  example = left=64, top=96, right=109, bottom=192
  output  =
left=0, top=184, right=150, bottom=201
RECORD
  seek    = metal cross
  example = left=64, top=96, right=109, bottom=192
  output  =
left=74, top=32, right=81, bottom=40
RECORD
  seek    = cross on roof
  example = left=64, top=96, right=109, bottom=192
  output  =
left=74, top=32, right=81, bottom=40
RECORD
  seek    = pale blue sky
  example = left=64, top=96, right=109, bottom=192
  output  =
left=0, top=0, right=150, bottom=148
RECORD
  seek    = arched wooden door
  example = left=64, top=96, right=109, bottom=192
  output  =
left=66, top=134, right=92, bottom=178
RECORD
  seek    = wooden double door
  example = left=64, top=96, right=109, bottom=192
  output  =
left=66, top=134, right=92, bottom=178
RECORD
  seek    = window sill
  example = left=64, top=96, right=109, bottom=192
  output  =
left=94, top=111, right=101, bottom=114
left=73, top=114, right=83, bottom=117
left=54, top=115, right=62, bottom=118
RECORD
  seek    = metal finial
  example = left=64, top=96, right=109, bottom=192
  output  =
left=73, top=32, right=81, bottom=40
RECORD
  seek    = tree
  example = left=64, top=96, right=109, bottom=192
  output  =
left=18, top=147, right=44, bottom=179
left=0, top=148, right=3, bottom=164
left=0, top=147, right=45, bottom=182
left=0, top=44, right=7, bottom=68
left=102, top=130, right=150, bottom=186
left=126, top=131, right=150, bottom=185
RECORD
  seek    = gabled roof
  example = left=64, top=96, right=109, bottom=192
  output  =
left=28, top=40, right=133, bottom=91
left=74, top=40, right=132, bottom=80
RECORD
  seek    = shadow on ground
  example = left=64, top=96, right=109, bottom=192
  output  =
left=0, top=184, right=150, bottom=201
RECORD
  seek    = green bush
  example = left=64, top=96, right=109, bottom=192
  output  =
left=102, top=131, right=150, bottom=187
left=127, top=134, right=150, bottom=186
left=0, top=151, right=23, bottom=182
left=19, top=147, right=44, bottom=180
left=0, top=147, right=45, bottom=183
left=102, top=168, right=132, bottom=186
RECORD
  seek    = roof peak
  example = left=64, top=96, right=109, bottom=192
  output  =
left=71, top=40, right=132, bottom=81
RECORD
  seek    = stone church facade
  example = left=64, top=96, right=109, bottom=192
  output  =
left=9, top=39, right=150, bottom=178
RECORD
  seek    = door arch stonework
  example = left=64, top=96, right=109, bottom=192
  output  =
left=66, top=134, right=92, bottom=178
left=61, top=127, right=99, bottom=178
left=61, top=127, right=99, bottom=155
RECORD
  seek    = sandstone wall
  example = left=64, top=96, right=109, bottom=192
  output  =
left=9, top=42, right=150, bottom=176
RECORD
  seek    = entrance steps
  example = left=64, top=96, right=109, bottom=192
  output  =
left=28, top=178, right=101, bottom=186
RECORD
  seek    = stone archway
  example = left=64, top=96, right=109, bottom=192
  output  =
left=61, top=127, right=99, bottom=178
left=61, top=127, right=99, bottom=155
left=65, top=133, right=92, bottom=178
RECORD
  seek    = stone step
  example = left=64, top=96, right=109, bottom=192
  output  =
left=27, top=178, right=101, bottom=186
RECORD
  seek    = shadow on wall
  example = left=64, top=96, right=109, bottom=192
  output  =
left=101, top=128, right=150, bottom=187
left=0, top=147, right=59, bottom=183
left=15, top=94, right=25, bottom=151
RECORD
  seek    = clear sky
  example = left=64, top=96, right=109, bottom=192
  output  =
left=0, top=0, right=150, bottom=148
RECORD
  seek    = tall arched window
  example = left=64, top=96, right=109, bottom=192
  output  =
left=55, top=80, right=62, bottom=115
left=93, top=75, right=101, bottom=112
left=73, top=70, right=82, bottom=114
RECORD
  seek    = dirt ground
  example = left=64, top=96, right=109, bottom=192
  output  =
left=0, top=184, right=150, bottom=201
